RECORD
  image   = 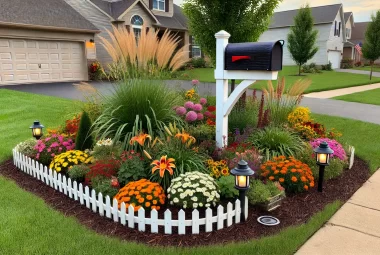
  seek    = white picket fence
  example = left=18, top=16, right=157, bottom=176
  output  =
left=12, top=149, right=248, bottom=235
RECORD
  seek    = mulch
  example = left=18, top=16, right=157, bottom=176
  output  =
left=0, top=156, right=370, bottom=247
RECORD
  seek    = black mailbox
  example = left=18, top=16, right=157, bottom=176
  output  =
left=225, top=41, right=283, bottom=71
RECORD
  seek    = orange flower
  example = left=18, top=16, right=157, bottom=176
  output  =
left=147, top=195, right=153, bottom=200
left=301, top=176, right=307, bottom=182
left=153, top=200, right=157, bottom=205
left=279, top=178, right=285, bottom=183
left=151, top=156, right=176, bottom=177
left=280, top=170, right=287, bottom=175
left=145, top=202, right=151, bottom=207
left=269, top=176, right=275, bottom=181
left=175, top=131, right=196, bottom=144
left=130, top=133, right=152, bottom=146
left=310, top=182, right=315, bottom=187
left=291, top=168, right=297, bottom=173
left=291, top=176, right=298, bottom=182
left=138, top=197, right=144, bottom=203
left=271, top=166, right=276, bottom=171
left=304, top=185, right=309, bottom=190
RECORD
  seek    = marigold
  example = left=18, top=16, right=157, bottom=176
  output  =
left=291, top=176, right=298, bottom=182
left=279, top=178, right=285, bottom=183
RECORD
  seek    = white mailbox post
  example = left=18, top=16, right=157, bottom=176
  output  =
left=214, top=30, right=280, bottom=148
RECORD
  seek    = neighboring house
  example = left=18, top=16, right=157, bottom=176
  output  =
left=0, top=0, right=99, bottom=85
left=259, top=4, right=347, bottom=69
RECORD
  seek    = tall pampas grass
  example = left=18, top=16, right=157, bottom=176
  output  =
left=99, top=26, right=188, bottom=80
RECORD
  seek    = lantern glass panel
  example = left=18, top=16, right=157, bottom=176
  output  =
left=33, top=128, right=42, bottom=137
left=316, top=153, right=329, bottom=164
left=236, top=175, right=249, bottom=188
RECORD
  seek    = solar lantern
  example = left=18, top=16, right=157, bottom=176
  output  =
left=30, top=121, right=44, bottom=140
left=313, top=141, right=334, bottom=192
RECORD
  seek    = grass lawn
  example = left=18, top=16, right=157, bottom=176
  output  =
left=0, top=90, right=379, bottom=254
left=175, top=66, right=380, bottom=93
left=333, top=88, right=380, bottom=106
left=353, top=66, right=380, bottom=72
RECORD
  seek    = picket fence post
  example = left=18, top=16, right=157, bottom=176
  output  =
left=138, top=208, right=145, bottom=232
left=120, top=202, right=127, bottom=226
left=217, top=205, right=224, bottom=230
left=98, top=192, right=104, bottom=216
left=226, top=202, right=233, bottom=227
left=178, top=210, right=186, bottom=235
left=105, top=196, right=111, bottom=218
left=192, top=209, right=200, bottom=234
left=150, top=209, right=158, bottom=233
left=73, top=181, right=78, bottom=200
left=84, top=186, right=90, bottom=208
left=91, top=189, right=97, bottom=212
left=112, top=199, right=118, bottom=222
left=78, top=183, right=84, bottom=205
left=205, top=208, right=213, bottom=232
left=128, top=205, right=135, bottom=228
left=164, top=209, right=172, bottom=234
left=68, top=178, right=73, bottom=198
left=245, top=197, right=249, bottom=220
left=235, top=199, right=241, bottom=223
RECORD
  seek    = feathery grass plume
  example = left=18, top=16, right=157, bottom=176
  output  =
left=99, top=25, right=188, bottom=80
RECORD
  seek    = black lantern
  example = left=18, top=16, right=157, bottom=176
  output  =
left=30, top=121, right=44, bottom=140
left=313, top=141, right=334, bottom=192
left=230, top=160, right=254, bottom=221
left=89, top=39, right=95, bottom=45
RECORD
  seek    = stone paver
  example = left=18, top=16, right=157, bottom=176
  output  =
left=336, top=68, right=380, bottom=77
left=304, top=83, right=380, bottom=99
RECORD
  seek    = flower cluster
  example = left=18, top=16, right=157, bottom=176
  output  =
left=260, top=156, right=315, bottom=193
left=176, top=98, right=208, bottom=123
left=207, top=159, right=229, bottom=179
left=90, top=61, right=101, bottom=73
left=49, top=150, right=93, bottom=173
left=114, top=179, right=166, bottom=211
left=293, top=123, right=319, bottom=140
left=310, top=138, right=347, bottom=161
left=15, top=139, right=37, bottom=157
left=85, top=158, right=121, bottom=185
left=185, top=88, right=196, bottom=99
left=205, top=106, right=216, bottom=126
left=168, top=172, right=220, bottom=209
left=228, top=149, right=261, bottom=172
left=288, top=107, right=311, bottom=125
left=96, top=138, right=113, bottom=147
left=64, top=114, right=81, bottom=138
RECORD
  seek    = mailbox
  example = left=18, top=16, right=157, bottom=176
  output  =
left=225, top=41, right=283, bottom=71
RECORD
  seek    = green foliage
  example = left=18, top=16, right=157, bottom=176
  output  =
left=91, top=177, right=119, bottom=199
left=187, top=123, right=215, bottom=143
left=91, top=142, right=123, bottom=161
left=191, top=57, right=207, bottom=68
left=287, top=4, right=319, bottom=75
left=229, top=97, right=259, bottom=131
left=362, top=11, right=380, bottom=80
left=15, top=138, right=37, bottom=157
left=216, top=175, right=238, bottom=199
left=92, top=79, right=183, bottom=150
left=68, top=165, right=91, bottom=182
left=75, top=112, right=94, bottom=151
left=302, top=63, right=322, bottom=73
left=249, top=126, right=306, bottom=161
left=183, top=0, right=280, bottom=62
left=321, top=61, right=333, bottom=71
left=248, top=180, right=284, bottom=204
left=117, top=152, right=147, bottom=186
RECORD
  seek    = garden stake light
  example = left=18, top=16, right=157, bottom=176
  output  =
left=30, top=121, right=44, bottom=140
left=314, top=141, right=334, bottom=192
left=230, top=160, right=254, bottom=222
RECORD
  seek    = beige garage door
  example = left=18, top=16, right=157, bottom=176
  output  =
left=0, top=38, right=87, bottom=85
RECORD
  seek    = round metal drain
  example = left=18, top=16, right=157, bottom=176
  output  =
left=257, top=216, right=280, bottom=226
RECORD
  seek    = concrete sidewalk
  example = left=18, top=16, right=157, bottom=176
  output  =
left=296, top=170, right=380, bottom=255
left=304, top=83, right=380, bottom=99
left=336, top=68, right=380, bottom=78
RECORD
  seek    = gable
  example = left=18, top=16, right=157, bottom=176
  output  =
left=120, top=2, right=157, bottom=26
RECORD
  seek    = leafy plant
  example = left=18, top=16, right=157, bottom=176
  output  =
left=15, top=138, right=37, bottom=157
left=249, top=126, right=306, bottom=161
left=85, top=159, right=120, bottom=185
left=117, top=151, right=147, bottom=186
left=321, top=61, right=333, bottom=71
left=288, top=107, right=311, bottom=126
left=187, top=124, right=215, bottom=143
left=191, top=57, right=207, bottom=68
left=229, top=96, right=259, bottom=132
left=68, top=165, right=90, bottom=182
left=75, top=111, right=94, bottom=151
left=91, top=177, right=119, bottom=200
left=248, top=180, right=284, bottom=204
left=91, top=139, right=123, bottom=160
left=216, top=175, right=238, bottom=199
left=362, top=10, right=380, bottom=80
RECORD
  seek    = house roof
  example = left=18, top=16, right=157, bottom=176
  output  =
left=269, top=4, right=342, bottom=28
left=351, top=22, right=369, bottom=40
left=90, top=0, right=135, bottom=20
left=155, top=4, right=188, bottom=30
left=0, top=0, right=99, bottom=32
left=344, top=12, right=353, bottom=23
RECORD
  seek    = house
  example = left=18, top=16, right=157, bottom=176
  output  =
left=259, top=4, right=347, bottom=69
left=0, top=0, right=195, bottom=85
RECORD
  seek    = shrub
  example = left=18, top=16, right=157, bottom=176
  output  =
left=310, top=138, right=347, bottom=161
left=302, top=63, right=322, bottom=73
left=228, top=149, right=262, bottom=173
left=75, top=111, right=94, bottom=151
left=91, top=177, right=119, bottom=199
left=249, top=126, right=306, bottom=161
left=340, top=59, right=354, bottom=69
left=117, top=151, right=147, bottom=186
left=85, top=159, right=120, bottom=185
left=321, top=61, right=333, bottom=71
left=207, top=159, right=229, bottom=179
left=187, top=124, right=215, bottom=143
left=91, top=139, right=123, bottom=160
left=88, top=60, right=103, bottom=81
left=288, top=107, right=311, bottom=126
left=15, top=139, right=37, bottom=157
left=33, top=135, right=75, bottom=166
left=260, top=156, right=315, bottom=193
left=68, top=164, right=90, bottom=182
left=292, top=123, right=319, bottom=140
left=50, top=150, right=93, bottom=173
left=248, top=180, right=285, bottom=205
left=114, top=179, right=166, bottom=211
left=168, top=172, right=220, bottom=209
left=229, top=96, right=259, bottom=132
left=354, top=61, right=362, bottom=67
left=191, top=57, right=207, bottom=68
left=216, top=175, right=238, bottom=199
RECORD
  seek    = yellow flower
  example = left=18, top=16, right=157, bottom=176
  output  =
left=62, top=162, right=68, bottom=167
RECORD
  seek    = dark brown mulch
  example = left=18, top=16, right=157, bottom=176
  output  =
left=0, top=157, right=370, bottom=247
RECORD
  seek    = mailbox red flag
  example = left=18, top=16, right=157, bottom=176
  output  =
left=232, top=56, right=251, bottom=62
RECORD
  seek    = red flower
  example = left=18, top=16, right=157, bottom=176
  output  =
left=207, top=106, right=216, bottom=112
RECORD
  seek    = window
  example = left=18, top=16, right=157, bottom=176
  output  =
left=346, top=28, right=351, bottom=38
left=153, top=0, right=165, bottom=11
left=191, top=36, right=201, bottom=58
left=334, top=21, right=337, bottom=36
left=131, top=15, right=144, bottom=38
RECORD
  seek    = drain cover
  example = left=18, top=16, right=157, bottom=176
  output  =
left=257, top=216, right=280, bottom=226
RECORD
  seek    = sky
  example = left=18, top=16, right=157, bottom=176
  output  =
left=173, top=0, right=379, bottom=22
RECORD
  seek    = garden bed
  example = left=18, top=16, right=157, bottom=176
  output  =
left=0, top=155, right=369, bottom=247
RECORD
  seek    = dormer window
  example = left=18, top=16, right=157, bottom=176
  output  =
left=131, top=15, right=144, bottom=38
left=153, top=0, right=165, bottom=11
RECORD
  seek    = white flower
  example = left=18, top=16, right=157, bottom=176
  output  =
left=170, top=201, right=174, bottom=205
left=199, top=202, right=203, bottom=207
left=183, top=204, right=187, bottom=209
left=180, top=193, right=186, bottom=199
left=200, top=180, right=206, bottom=184
left=173, top=198, right=179, bottom=203
left=178, top=188, right=184, bottom=192
left=191, top=197, right=198, bottom=202
left=215, top=193, right=220, bottom=198
left=168, top=194, right=171, bottom=199
left=196, top=188, right=202, bottom=192
left=193, top=203, right=198, bottom=208
left=171, top=189, right=176, bottom=194
left=205, top=203, right=210, bottom=207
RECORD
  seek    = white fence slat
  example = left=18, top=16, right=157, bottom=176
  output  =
left=57, top=173, right=62, bottom=192
left=27, top=158, right=32, bottom=176
left=164, top=209, right=172, bottom=234
left=205, top=208, right=213, bottom=232
left=62, top=176, right=67, bottom=195
left=73, top=181, right=78, bottom=200
left=48, top=168, right=53, bottom=187
left=21, top=155, right=25, bottom=172
left=217, top=205, right=224, bottom=230
left=150, top=209, right=158, bottom=233
left=227, top=202, right=233, bottom=227
left=245, top=197, right=248, bottom=220
left=120, top=202, right=126, bottom=226
left=68, top=178, right=73, bottom=198
left=128, top=205, right=135, bottom=228
left=39, top=163, right=44, bottom=182
left=192, top=209, right=200, bottom=234
left=138, top=208, right=145, bottom=232
left=235, top=199, right=241, bottom=223
left=32, top=158, right=36, bottom=178
left=112, top=199, right=119, bottom=222
left=43, top=166, right=49, bottom=185
left=178, top=210, right=186, bottom=235
left=98, top=192, right=104, bottom=216
left=78, top=183, right=84, bottom=205
left=84, top=186, right=90, bottom=208
left=91, top=189, right=97, bottom=212
left=105, top=196, right=111, bottom=218
left=53, top=171, right=58, bottom=190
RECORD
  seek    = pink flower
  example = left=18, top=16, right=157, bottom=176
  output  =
left=58, top=147, right=62, bottom=152
left=45, top=137, right=51, bottom=142
left=62, top=141, right=69, bottom=147
left=184, top=101, right=194, bottom=109
left=51, top=153, right=55, bottom=157
left=192, top=79, right=199, bottom=86
left=310, top=138, right=347, bottom=161
left=36, top=153, right=40, bottom=159
left=197, top=113, right=204, bottom=120
left=50, top=142, right=59, bottom=148
left=200, top=98, right=207, bottom=105
left=193, top=104, right=203, bottom=112
left=58, top=135, right=64, bottom=143
left=176, top=106, right=187, bottom=116
left=185, top=111, right=198, bottom=122
left=47, top=148, right=51, bottom=153
left=204, top=111, right=212, bottom=118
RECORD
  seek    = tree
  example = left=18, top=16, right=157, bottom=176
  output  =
left=287, top=5, right=318, bottom=75
left=183, top=0, right=281, bottom=62
left=75, top=111, right=94, bottom=151
left=362, top=10, right=380, bottom=80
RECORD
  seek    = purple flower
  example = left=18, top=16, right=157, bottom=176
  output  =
left=200, top=98, right=207, bottom=105
left=197, top=113, right=204, bottom=120
left=176, top=106, right=187, bottom=116
left=185, top=111, right=198, bottom=122
left=184, top=101, right=194, bottom=109
left=193, top=104, right=203, bottom=112
left=310, top=138, right=347, bottom=161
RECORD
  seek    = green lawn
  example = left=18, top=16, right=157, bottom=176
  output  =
left=175, top=66, right=380, bottom=93
left=333, top=88, right=380, bottom=106
left=0, top=90, right=379, bottom=254
left=353, top=66, right=380, bottom=72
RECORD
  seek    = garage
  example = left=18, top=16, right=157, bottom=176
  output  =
left=328, top=51, right=342, bottom=69
left=0, top=39, right=87, bottom=84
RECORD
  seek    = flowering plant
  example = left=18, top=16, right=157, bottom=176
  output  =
left=33, top=134, right=75, bottom=166
left=118, top=150, right=146, bottom=185
left=175, top=99, right=205, bottom=123
left=114, top=179, right=166, bottom=212
left=228, top=149, right=261, bottom=173
left=85, top=158, right=121, bottom=185
left=310, top=138, right=347, bottom=161
left=15, top=138, right=37, bottom=157
left=49, top=150, right=93, bottom=173
left=204, top=105, right=216, bottom=126
left=207, top=159, right=229, bottom=179
left=185, top=88, right=197, bottom=100
left=288, top=107, right=311, bottom=125
left=90, top=61, right=100, bottom=73
left=64, top=114, right=81, bottom=138
left=96, top=138, right=113, bottom=147
left=168, top=172, right=220, bottom=209
left=260, top=156, right=315, bottom=193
